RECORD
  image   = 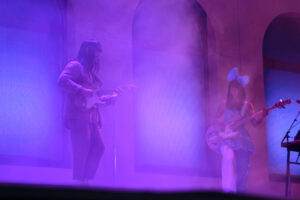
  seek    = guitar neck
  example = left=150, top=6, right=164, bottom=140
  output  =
left=228, top=99, right=290, bottom=130
left=230, top=106, right=271, bottom=130
left=94, top=89, right=119, bottom=97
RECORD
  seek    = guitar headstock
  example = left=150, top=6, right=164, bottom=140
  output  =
left=273, top=98, right=292, bottom=109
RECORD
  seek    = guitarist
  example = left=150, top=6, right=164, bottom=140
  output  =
left=58, top=40, right=115, bottom=185
left=216, top=68, right=268, bottom=193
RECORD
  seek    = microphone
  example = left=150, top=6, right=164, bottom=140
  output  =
left=297, top=99, right=300, bottom=104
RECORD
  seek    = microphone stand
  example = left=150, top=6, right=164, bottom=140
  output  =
left=281, top=110, right=300, bottom=144
left=281, top=105, right=300, bottom=199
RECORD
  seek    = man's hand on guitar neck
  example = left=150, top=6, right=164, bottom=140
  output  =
left=114, top=86, right=124, bottom=94
left=100, top=93, right=118, bottom=105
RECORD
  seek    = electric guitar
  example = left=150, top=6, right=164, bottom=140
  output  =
left=206, top=99, right=292, bottom=152
left=74, top=84, right=139, bottom=111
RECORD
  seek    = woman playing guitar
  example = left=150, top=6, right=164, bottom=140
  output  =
left=213, top=68, right=268, bottom=193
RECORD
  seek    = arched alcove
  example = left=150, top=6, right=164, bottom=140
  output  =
left=132, top=0, right=219, bottom=177
left=0, top=0, right=69, bottom=169
left=263, top=13, right=300, bottom=181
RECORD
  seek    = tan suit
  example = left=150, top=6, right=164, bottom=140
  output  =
left=58, top=60, right=104, bottom=181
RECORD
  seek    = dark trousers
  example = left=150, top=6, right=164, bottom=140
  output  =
left=69, top=119, right=104, bottom=181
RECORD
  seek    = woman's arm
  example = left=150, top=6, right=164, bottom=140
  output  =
left=246, top=102, right=268, bottom=126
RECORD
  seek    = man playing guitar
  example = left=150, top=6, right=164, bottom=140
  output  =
left=58, top=40, right=118, bottom=185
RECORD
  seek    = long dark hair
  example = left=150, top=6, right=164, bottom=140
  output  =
left=226, top=80, right=246, bottom=109
left=77, top=40, right=102, bottom=73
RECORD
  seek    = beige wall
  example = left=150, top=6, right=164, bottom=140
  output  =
left=66, top=0, right=300, bottom=197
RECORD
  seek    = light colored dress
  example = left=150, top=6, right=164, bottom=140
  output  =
left=220, top=103, right=255, bottom=192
